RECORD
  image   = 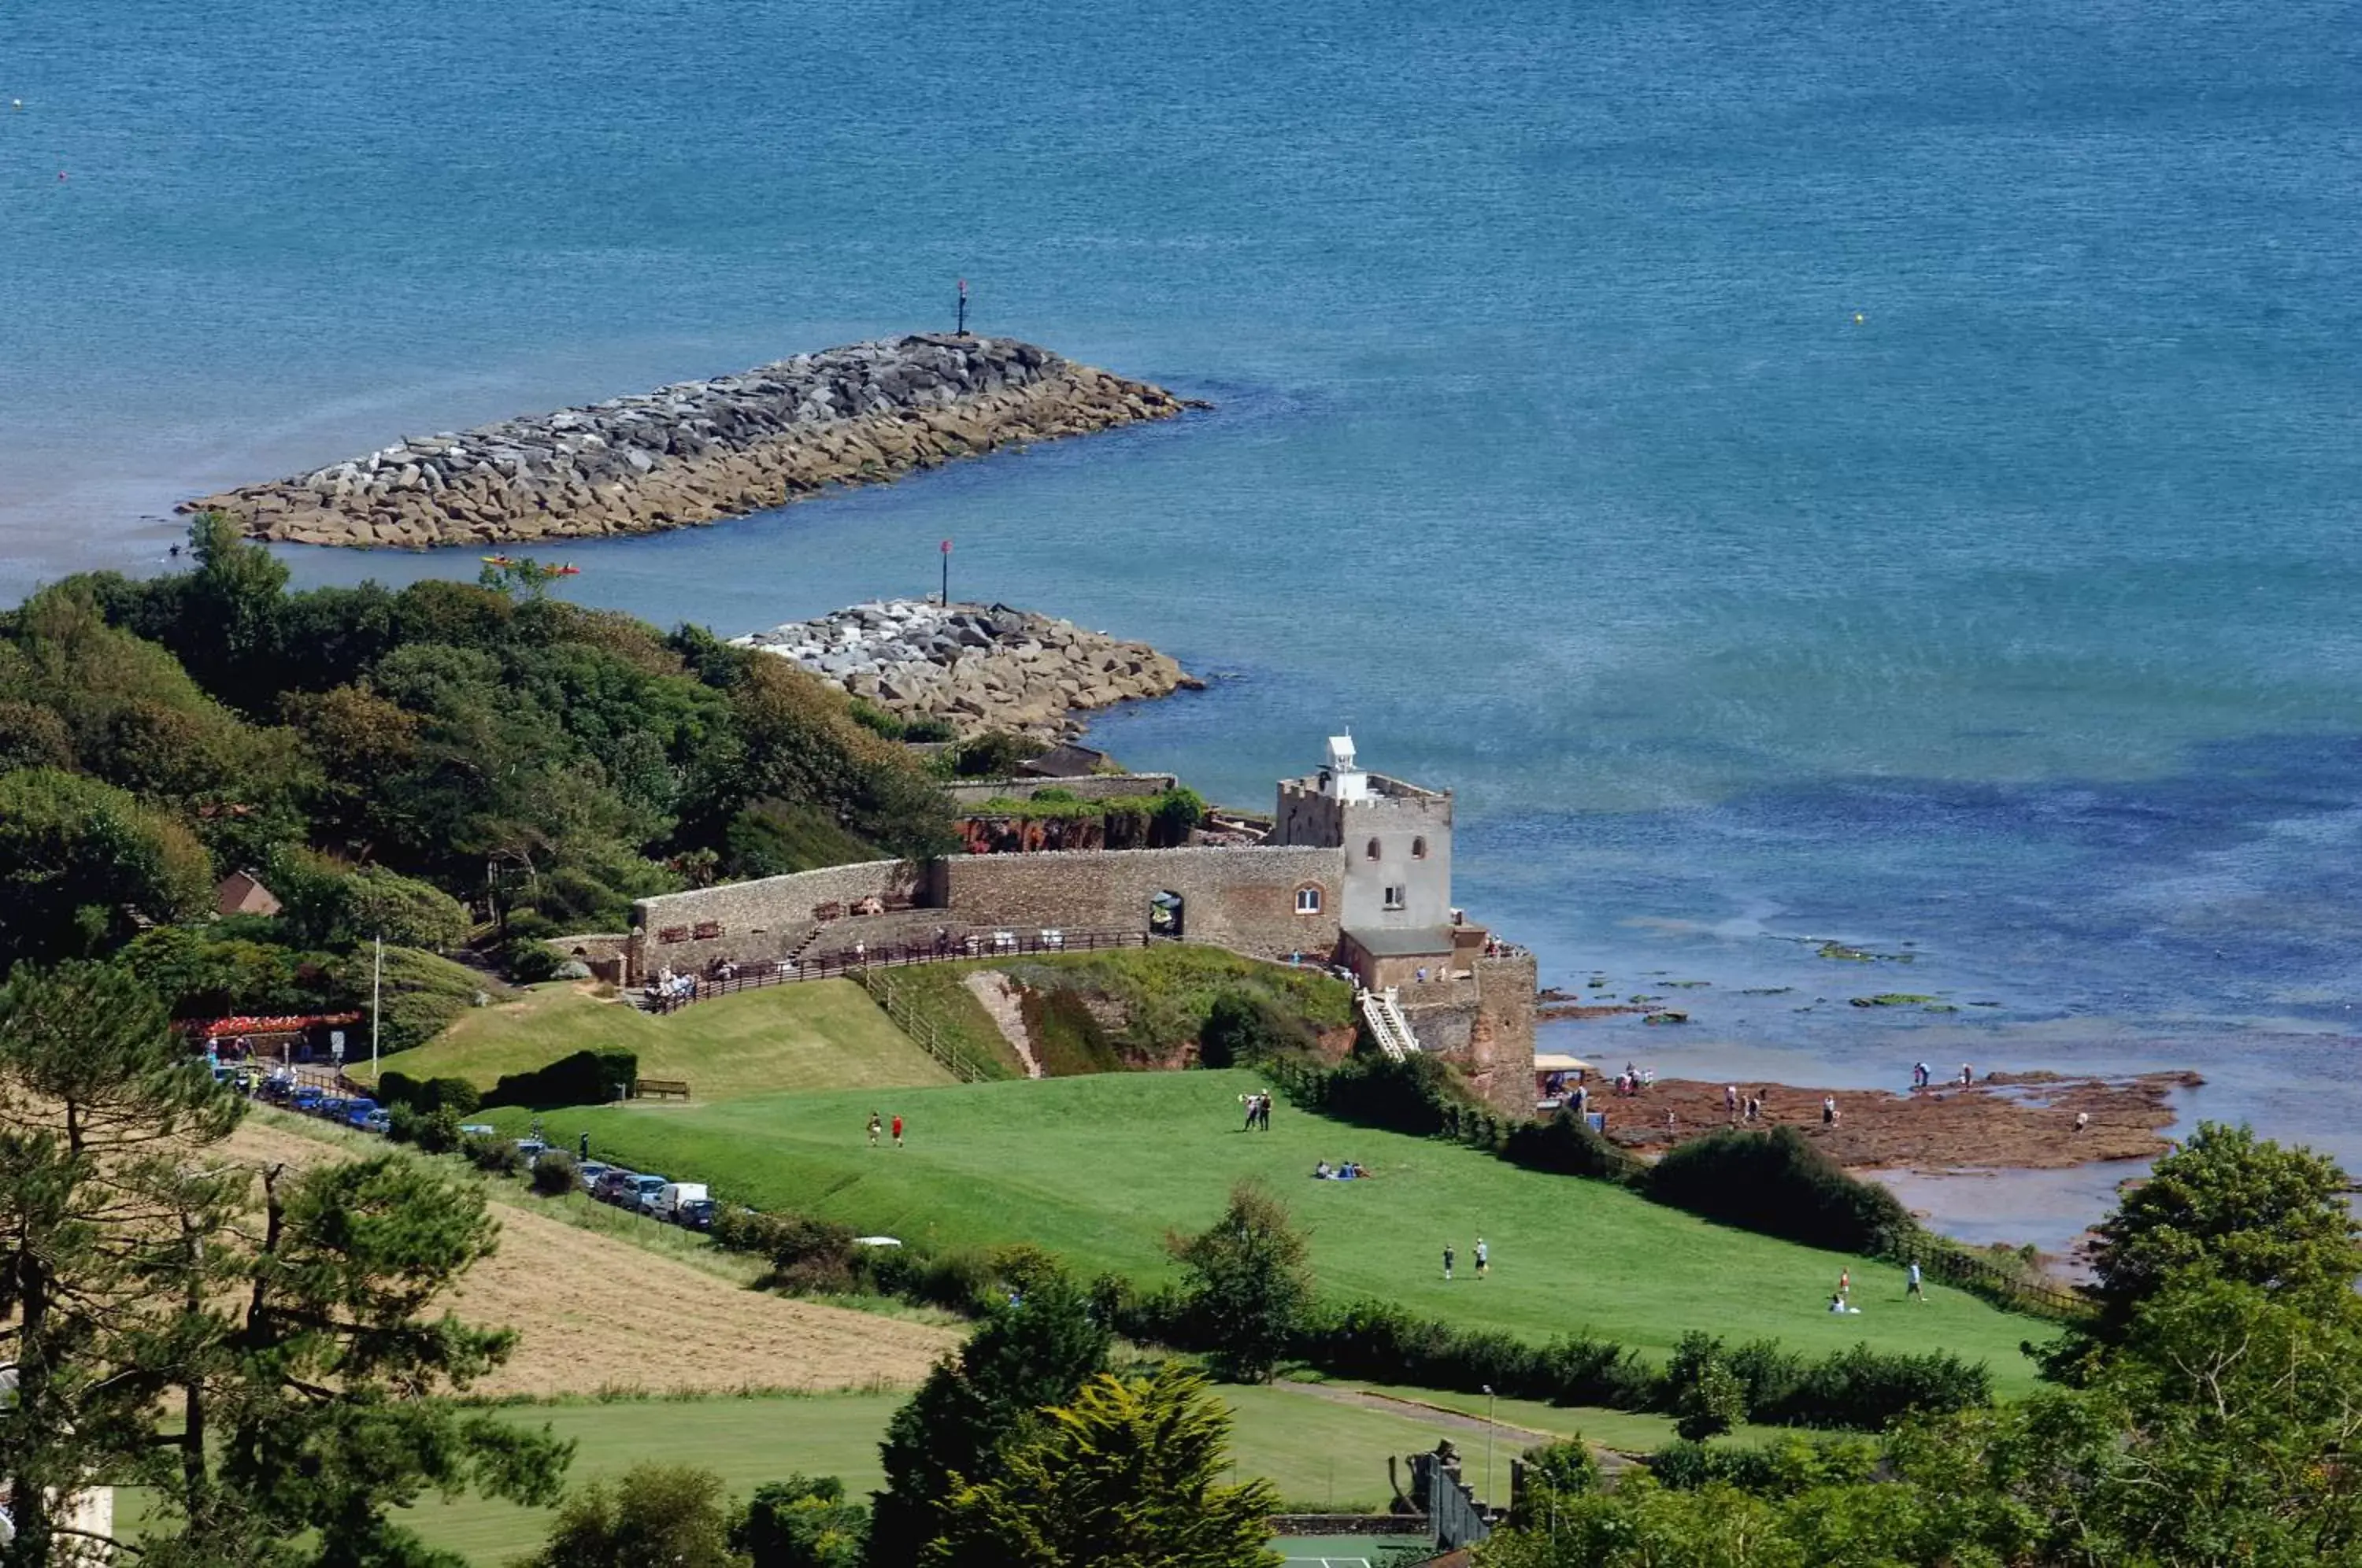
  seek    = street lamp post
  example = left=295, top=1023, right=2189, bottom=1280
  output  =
left=370, top=933, right=383, bottom=1076
left=1483, top=1383, right=1497, bottom=1518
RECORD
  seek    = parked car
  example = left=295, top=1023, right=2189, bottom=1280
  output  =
left=675, top=1198, right=715, bottom=1232
left=513, top=1138, right=550, bottom=1164
left=315, top=1096, right=351, bottom=1121
left=576, top=1161, right=613, bottom=1188
left=288, top=1086, right=323, bottom=1112
left=342, top=1097, right=380, bottom=1129
left=593, top=1169, right=640, bottom=1205
left=459, top=1122, right=498, bottom=1137
left=626, top=1174, right=670, bottom=1214
left=652, top=1182, right=709, bottom=1223
left=360, top=1109, right=391, bottom=1135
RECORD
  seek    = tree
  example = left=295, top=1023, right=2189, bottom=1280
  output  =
left=520, top=1463, right=741, bottom=1568
left=2087, top=1122, right=2360, bottom=1329
left=868, top=1273, right=1110, bottom=1568
left=926, top=1364, right=1279, bottom=1568
left=1508, top=1440, right=1601, bottom=1529
left=0, top=961, right=569, bottom=1567
left=733, top=1474, right=865, bottom=1568
left=1675, top=1360, right=1748, bottom=1444
left=1170, top=1182, right=1312, bottom=1385
left=0, top=767, right=214, bottom=968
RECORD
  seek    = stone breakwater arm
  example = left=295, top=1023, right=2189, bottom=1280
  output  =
left=184, top=335, right=1198, bottom=548
left=735, top=600, right=1201, bottom=738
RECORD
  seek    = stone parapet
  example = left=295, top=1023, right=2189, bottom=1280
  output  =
left=185, top=335, right=1193, bottom=548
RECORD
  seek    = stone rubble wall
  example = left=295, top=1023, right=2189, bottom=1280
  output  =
left=736, top=599, right=1201, bottom=738
left=184, top=335, right=1192, bottom=548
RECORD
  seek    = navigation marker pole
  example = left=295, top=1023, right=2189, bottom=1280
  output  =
left=956, top=277, right=968, bottom=335
left=940, top=538, right=952, bottom=607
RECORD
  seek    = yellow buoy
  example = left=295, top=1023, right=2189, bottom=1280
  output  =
left=1854, top=312, right=1865, bottom=324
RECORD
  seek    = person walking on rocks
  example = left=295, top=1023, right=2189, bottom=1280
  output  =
left=867, top=1111, right=883, bottom=1148
left=892, top=1112, right=905, bottom=1148
left=1442, top=1242, right=1456, bottom=1281
left=1822, top=1095, right=1838, bottom=1126
left=1724, top=1084, right=1739, bottom=1119
left=1474, top=1237, right=1489, bottom=1280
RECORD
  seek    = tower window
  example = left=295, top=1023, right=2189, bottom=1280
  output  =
left=1383, top=886, right=1407, bottom=911
left=1412, top=836, right=1428, bottom=860
left=1366, top=838, right=1382, bottom=861
left=1294, top=886, right=1323, bottom=915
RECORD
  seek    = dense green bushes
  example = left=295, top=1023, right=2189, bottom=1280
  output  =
left=485, top=1048, right=638, bottom=1110
left=376, top=1070, right=482, bottom=1116
left=1646, top=1126, right=1915, bottom=1255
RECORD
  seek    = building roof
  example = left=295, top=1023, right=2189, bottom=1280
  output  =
left=1343, top=925, right=1457, bottom=957
left=1020, top=741, right=1116, bottom=778
left=215, top=871, right=281, bottom=919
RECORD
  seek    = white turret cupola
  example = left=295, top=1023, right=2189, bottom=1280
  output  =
left=1320, top=734, right=1371, bottom=802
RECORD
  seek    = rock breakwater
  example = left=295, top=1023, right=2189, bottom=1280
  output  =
left=184, top=336, right=1194, bottom=548
left=735, top=600, right=1199, bottom=738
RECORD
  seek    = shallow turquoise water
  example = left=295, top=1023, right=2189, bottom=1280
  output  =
left=5, top=0, right=2360, bottom=1199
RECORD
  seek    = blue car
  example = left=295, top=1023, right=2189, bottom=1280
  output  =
left=342, top=1097, right=380, bottom=1129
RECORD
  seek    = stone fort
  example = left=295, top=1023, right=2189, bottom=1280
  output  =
left=620, top=737, right=1538, bottom=1115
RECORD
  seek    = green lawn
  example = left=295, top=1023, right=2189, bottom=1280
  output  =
left=363, top=980, right=951, bottom=1103
left=1320, top=1382, right=1787, bottom=1453
left=485, top=1070, right=2043, bottom=1389
left=400, top=1384, right=1453, bottom=1562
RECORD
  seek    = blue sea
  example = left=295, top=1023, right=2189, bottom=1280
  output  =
left=6, top=0, right=2359, bottom=1240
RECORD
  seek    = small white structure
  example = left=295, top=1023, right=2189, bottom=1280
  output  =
left=1320, top=734, right=1371, bottom=802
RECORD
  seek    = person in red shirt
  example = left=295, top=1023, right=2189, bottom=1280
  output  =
left=891, top=1114, right=905, bottom=1148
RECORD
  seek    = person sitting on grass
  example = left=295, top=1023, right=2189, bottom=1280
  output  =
left=1313, top=1160, right=1334, bottom=1179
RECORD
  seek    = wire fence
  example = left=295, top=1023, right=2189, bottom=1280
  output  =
left=1897, top=1235, right=2091, bottom=1319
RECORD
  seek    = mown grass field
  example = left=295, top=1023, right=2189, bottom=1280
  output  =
left=489, top=1069, right=2044, bottom=1389
left=398, top=1385, right=1458, bottom=1562
left=364, top=980, right=952, bottom=1102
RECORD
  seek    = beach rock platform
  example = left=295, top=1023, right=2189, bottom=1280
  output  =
left=183, top=335, right=1194, bottom=548
left=736, top=599, right=1201, bottom=738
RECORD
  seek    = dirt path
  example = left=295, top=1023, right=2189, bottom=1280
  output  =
left=224, top=1119, right=959, bottom=1397
left=1266, top=1381, right=1638, bottom=1472
left=964, top=971, right=1043, bottom=1078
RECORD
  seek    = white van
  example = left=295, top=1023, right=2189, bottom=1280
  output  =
left=653, top=1182, right=709, bottom=1222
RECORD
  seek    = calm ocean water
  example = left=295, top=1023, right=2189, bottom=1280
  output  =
left=6, top=0, right=2359, bottom=1232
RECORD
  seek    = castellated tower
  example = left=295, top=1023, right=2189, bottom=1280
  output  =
left=1274, top=736, right=1536, bottom=1117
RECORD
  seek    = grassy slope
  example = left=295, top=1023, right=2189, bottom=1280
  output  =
left=877, top=945, right=1356, bottom=1078
left=363, top=981, right=952, bottom=1102
left=492, top=1070, right=2042, bottom=1389
left=403, top=1386, right=1449, bottom=1562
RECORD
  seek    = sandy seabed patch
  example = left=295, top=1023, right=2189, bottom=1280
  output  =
left=224, top=1121, right=958, bottom=1398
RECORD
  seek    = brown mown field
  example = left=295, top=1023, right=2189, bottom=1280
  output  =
left=224, top=1121, right=957, bottom=1398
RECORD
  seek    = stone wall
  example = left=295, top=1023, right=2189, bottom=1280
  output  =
left=942, top=845, right=1342, bottom=961
left=187, top=335, right=1194, bottom=548
left=626, top=860, right=931, bottom=982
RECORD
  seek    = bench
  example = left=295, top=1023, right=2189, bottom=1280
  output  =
left=636, top=1078, right=691, bottom=1101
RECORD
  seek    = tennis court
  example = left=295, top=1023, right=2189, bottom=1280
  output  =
left=1275, top=1534, right=1433, bottom=1567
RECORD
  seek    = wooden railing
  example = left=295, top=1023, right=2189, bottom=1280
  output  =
left=858, top=970, right=992, bottom=1084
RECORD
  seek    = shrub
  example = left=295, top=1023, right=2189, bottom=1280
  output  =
left=901, top=717, right=957, bottom=744
left=385, top=1101, right=423, bottom=1145
left=1646, top=1126, right=1915, bottom=1254
left=486, top=1047, right=637, bottom=1109
left=1764, top=1342, right=1991, bottom=1430
left=1501, top=1108, right=1639, bottom=1182
left=428, top=1075, right=481, bottom=1115
left=1646, top=1433, right=1883, bottom=1495
left=376, top=1070, right=479, bottom=1115
left=530, top=1150, right=580, bottom=1197
left=503, top=938, right=565, bottom=985
left=1197, top=992, right=1319, bottom=1071
left=1513, top=1440, right=1602, bottom=1522
left=461, top=1132, right=524, bottom=1176
left=412, top=1104, right=464, bottom=1155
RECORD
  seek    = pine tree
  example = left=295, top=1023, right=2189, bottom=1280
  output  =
left=927, top=1363, right=1279, bottom=1568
